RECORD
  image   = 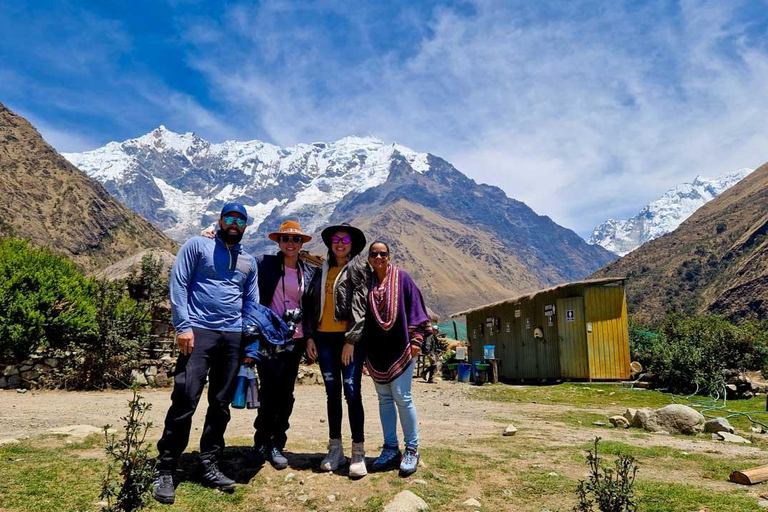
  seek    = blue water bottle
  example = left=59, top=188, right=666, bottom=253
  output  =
left=231, top=365, right=248, bottom=409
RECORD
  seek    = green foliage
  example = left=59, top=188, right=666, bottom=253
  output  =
left=0, top=238, right=97, bottom=360
left=64, top=279, right=151, bottom=389
left=575, top=437, right=638, bottom=512
left=101, top=387, right=156, bottom=512
left=646, top=313, right=768, bottom=394
left=0, top=238, right=168, bottom=389
left=125, top=253, right=170, bottom=325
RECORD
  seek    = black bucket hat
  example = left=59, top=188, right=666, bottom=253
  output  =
left=321, top=223, right=366, bottom=257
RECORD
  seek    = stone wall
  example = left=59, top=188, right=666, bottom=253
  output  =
left=1, top=354, right=324, bottom=389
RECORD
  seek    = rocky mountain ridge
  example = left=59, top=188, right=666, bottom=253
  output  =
left=590, top=168, right=753, bottom=256
left=64, top=126, right=616, bottom=316
left=592, top=159, right=768, bottom=324
left=0, top=102, right=177, bottom=271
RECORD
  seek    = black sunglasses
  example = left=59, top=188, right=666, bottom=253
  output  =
left=279, top=235, right=303, bottom=243
left=369, top=251, right=389, bottom=258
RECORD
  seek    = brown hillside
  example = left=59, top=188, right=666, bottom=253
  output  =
left=592, top=159, right=768, bottom=324
left=0, top=102, right=177, bottom=270
left=317, top=199, right=544, bottom=319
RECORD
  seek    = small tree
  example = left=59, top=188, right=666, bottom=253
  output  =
left=574, top=438, right=638, bottom=512
left=101, top=387, right=156, bottom=512
left=126, top=253, right=170, bottom=325
left=64, top=279, right=150, bottom=389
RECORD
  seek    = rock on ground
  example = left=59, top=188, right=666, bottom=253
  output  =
left=631, top=408, right=661, bottom=431
left=609, top=415, right=630, bottom=428
left=623, top=408, right=637, bottom=424
left=704, top=417, right=735, bottom=434
left=384, top=490, right=429, bottom=512
left=712, top=432, right=751, bottom=444
left=463, top=498, right=482, bottom=507
left=654, top=404, right=704, bottom=435
left=503, top=424, right=517, bottom=436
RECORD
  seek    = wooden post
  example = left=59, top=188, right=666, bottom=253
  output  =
left=730, top=465, right=768, bottom=485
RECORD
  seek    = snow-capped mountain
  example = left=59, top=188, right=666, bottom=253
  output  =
left=64, top=126, right=616, bottom=316
left=64, top=126, right=430, bottom=247
left=589, top=168, right=753, bottom=256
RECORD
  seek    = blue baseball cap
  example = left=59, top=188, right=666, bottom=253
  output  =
left=220, top=202, right=248, bottom=220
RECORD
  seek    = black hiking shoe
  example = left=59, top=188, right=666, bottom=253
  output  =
left=152, top=472, right=175, bottom=504
left=197, top=461, right=236, bottom=491
left=268, top=446, right=288, bottom=469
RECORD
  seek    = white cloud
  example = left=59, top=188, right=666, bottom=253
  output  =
left=20, top=112, right=102, bottom=154
left=179, top=0, right=768, bottom=237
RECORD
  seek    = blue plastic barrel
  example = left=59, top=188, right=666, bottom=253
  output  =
left=457, top=363, right=471, bottom=383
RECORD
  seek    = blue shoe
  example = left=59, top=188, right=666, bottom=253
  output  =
left=399, top=447, right=419, bottom=476
left=371, top=445, right=402, bottom=471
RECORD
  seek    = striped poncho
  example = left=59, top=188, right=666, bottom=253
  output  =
left=364, top=265, right=431, bottom=384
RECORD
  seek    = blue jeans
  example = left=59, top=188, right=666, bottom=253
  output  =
left=315, top=332, right=365, bottom=443
left=374, top=359, right=418, bottom=449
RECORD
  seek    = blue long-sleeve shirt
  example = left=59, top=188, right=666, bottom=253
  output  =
left=170, top=234, right=259, bottom=334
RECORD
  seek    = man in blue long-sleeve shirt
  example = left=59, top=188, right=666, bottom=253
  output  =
left=153, top=203, right=259, bottom=504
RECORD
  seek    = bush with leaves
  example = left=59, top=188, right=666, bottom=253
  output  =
left=0, top=238, right=97, bottom=360
left=126, top=253, right=170, bottom=325
left=64, top=279, right=151, bottom=389
left=101, top=387, right=156, bottom=512
left=646, top=313, right=768, bottom=395
left=575, top=437, right=638, bottom=512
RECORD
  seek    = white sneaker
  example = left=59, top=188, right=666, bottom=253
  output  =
left=349, top=442, right=367, bottom=478
left=320, top=438, right=346, bottom=472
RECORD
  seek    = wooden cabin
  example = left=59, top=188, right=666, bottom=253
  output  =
left=451, top=278, right=630, bottom=381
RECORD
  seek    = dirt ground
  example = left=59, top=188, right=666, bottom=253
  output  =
left=2, top=377, right=763, bottom=460
left=3, top=377, right=768, bottom=511
left=0, top=377, right=513, bottom=444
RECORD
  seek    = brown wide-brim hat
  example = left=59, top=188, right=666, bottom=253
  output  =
left=268, top=220, right=312, bottom=243
left=321, top=223, right=367, bottom=257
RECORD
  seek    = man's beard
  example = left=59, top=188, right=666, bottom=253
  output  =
left=218, top=228, right=244, bottom=245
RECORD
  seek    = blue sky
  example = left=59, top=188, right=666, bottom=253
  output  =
left=2, top=0, right=768, bottom=237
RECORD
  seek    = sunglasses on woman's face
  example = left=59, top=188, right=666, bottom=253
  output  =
left=331, top=236, right=351, bottom=244
left=369, top=251, right=389, bottom=259
left=279, top=235, right=303, bottom=243
left=223, top=216, right=246, bottom=228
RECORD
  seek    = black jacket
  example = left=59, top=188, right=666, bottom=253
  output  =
left=257, top=252, right=318, bottom=338
left=305, top=253, right=368, bottom=344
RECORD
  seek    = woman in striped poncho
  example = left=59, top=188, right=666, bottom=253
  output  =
left=363, top=240, right=431, bottom=476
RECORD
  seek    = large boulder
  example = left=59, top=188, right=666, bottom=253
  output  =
left=654, top=404, right=704, bottom=435
left=631, top=408, right=662, bottom=431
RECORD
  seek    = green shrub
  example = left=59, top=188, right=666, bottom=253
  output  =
left=101, top=387, right=156, bottom=511
left=647, top=313, right=768, bottom=395
left=125, top=253, right=170, bottom=325
left=0, top=239, right=97, bottom=360
left=63, top=279, right=151, bottom=389
left=0, top=238, right=159, bottom=389
left=575, top=437, right=638, bottom=512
